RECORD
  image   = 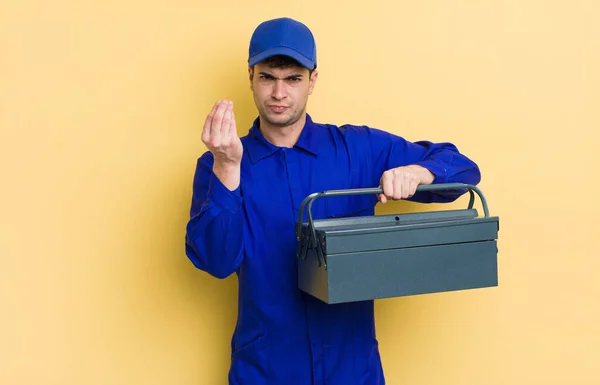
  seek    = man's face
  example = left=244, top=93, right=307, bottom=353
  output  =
left=249, top=62, right=318, bottom=128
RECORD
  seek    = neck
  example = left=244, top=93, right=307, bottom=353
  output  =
left=259, top=113, right=307, bottom=148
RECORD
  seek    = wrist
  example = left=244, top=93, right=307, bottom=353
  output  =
left=407, top=165, right=435, bottom=185
left=213, top=159, right=241, bottom=191
left=213, top=157, right=240, bottom=171
left=214, top=152, right=241, bottom=165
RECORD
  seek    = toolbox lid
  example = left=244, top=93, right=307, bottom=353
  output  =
left=296, top=183, right=500, bottom=262
left=300, top=208, right=499, bottom=255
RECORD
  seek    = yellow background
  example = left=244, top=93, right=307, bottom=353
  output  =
left=2, top=1, right=599, bottom=384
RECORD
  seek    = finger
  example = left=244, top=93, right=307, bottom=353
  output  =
left=211, top=99, right=227, bottom=128
left=202, top=101, right=219, bottom=142
left=211, top=100, right=228, bottom=144
left=393, top=172, right=405, bottom=200
left=221, top=103, right=233, bottom=139
left=408, top=179, right=419, bottom=198
left=375, top=180, right=382, bottom=204
left=402, top=173, right=412, bottom=198
left=377, top=185, right=386, bottom=204
left=229, top=101, right=238, bottom=138
left=381, top=172, right=393, bottom=203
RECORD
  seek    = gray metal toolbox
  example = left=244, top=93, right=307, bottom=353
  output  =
left=295, top=183, right=499, bottom=304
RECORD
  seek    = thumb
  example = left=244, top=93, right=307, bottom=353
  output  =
left=377, top=183, right=386, bottom=204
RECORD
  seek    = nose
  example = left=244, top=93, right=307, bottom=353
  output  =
left=272, top=79, right=286, bottom=100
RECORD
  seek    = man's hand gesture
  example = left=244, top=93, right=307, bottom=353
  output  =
left=202, top=100, right=243, bottom=191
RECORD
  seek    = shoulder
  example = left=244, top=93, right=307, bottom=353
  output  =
left=311, top=119, right=370, bottom=133
left=310, top=118, right=394, bottom=144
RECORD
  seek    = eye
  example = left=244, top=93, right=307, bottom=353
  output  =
left=259, top=74, right=274, bottom=81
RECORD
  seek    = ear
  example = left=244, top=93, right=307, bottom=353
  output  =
left=308, top=69, right=318, bottom=95
left=248, top=67, right=254, bottom=91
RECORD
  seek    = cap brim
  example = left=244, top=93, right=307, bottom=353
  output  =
left=248, top=47, right=315, bottom=70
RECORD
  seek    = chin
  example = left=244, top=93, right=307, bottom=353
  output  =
left=265, top=112, right=296, bottom=127
left=270, top=116, right=292, bottom=125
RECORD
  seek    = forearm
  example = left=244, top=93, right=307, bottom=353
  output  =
left=185, top=203, right=244, bottom=279
left=411, top=152, right=481, bottom=203
left=186, top=100, right=245, bottom=278
left=413, top=150, right=480, bottom=186
left=185, top=156, right=245, bottom=279
left=369, top=129, right=481, bottom=202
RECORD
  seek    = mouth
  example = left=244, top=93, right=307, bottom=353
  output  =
left=267, top=105, right=289, bottom=113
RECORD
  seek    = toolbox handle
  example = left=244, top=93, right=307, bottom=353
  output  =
left=297, top=183, right=489, bottom=239
left=295, top=183, right=489, bottom=267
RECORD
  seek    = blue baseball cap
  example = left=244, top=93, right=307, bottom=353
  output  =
left=248, top=17, right=317, bottom=70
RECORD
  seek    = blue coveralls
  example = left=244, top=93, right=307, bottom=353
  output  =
left=185, top=114, right=481, bottom=384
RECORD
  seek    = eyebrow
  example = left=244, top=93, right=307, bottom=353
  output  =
left=258, top=72, right=304, bottom=80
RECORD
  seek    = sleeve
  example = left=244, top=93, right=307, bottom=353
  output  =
left=346, top=125, right=482, bottom=203
left=184, top=151, right=244, bottom=279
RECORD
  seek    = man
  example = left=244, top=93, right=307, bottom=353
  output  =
left=185, top=17, right=481, bottom=385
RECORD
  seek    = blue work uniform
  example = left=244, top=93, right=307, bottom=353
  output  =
left=185, top=114, right=481, bottom=385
